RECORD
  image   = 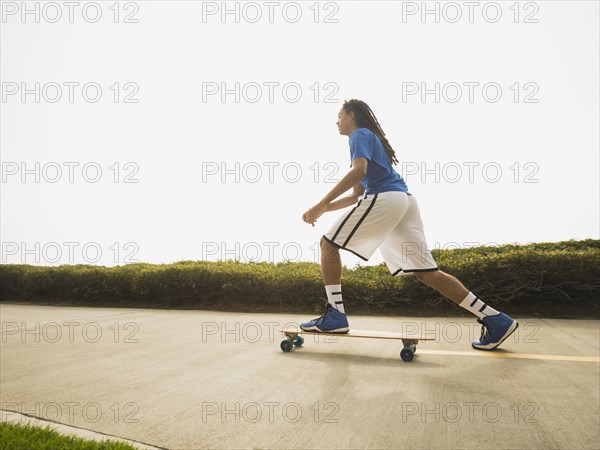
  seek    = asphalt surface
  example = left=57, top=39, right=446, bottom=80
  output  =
left=1, top=304, right=598, bottom=449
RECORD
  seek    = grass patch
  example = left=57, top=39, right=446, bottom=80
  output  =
left=0, top=421, right=137, bottom=450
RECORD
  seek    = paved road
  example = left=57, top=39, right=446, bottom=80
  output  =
left=1, top=304, right=598, bottom=449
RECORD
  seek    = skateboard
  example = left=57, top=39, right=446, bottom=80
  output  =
left=279, top=327, right=434, bottom=362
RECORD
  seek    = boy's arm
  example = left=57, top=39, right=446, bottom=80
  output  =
left=319, top=158, right=368, bottom=206
left=326, top=182, right=365, bottom=212
left=302, top=158, right=368, bottom=226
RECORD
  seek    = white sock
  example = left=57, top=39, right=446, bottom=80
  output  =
left=459, top=292, right=499, bottom=319
left=325, top=285, right=345, bottom=314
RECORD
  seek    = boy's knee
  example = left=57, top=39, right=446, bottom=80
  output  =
left=320, top=236, right=335, bottom=250
left=415, top=269, right=441, bottom=284
left=414, top=272, right=428, bottom=283
left=320, top=237, right=339, bottom=260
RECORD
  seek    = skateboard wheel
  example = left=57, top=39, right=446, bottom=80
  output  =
left=400, top=348, right=414, bottom=362
left=280, top=339, right=293, bottom=352
left=294, top=336, right=304, bottom=347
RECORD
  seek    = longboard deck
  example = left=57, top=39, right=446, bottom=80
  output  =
left=279, top=328, right=432, bottom=361
left=279, top=328, right=434, bottom=341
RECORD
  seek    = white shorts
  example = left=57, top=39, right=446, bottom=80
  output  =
left=323, top=191, right=439, bottom=276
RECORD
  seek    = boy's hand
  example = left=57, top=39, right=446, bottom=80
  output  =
left=302, top=202, right=328, bottom=226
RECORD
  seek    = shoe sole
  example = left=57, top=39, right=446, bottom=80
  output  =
left=472, top=320, right=519, bottom=351
left=300, top=325, right=350, bottom=334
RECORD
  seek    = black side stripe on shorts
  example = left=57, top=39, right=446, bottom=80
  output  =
left=391, top=267, right=439, bottom=277
left=343, top=194, right=378, bottom=248
left=331, top=199, right=362, bottom=242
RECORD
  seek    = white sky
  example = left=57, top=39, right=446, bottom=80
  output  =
left=1, top=1, right=599, bottom=267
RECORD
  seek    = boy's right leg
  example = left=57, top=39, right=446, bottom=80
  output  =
left=299, top=237, right=349, bottom=333
left=321, top=236, right=342, bottom=286
left=301, top=192, right=409, bottom=333
left=320, top=237, right=346, bottom=314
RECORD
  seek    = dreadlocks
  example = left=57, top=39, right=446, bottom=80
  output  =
left=341, top=99, right=399, bottom=165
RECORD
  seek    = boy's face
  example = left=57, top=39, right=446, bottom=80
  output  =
left=336, top=108, right=354, bottom=136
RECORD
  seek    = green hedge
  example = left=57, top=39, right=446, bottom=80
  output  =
left=0, top=240, right=598, bottom=318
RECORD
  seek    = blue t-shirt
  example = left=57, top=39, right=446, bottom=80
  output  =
left=349, top=128, right=409, bottom=195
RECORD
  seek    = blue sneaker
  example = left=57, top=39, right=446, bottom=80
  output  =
left=300, top=304, right=349, bottom=333
left=472, top=313, right=519, bottom=350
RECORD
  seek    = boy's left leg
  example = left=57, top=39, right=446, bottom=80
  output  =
left=379, top=194, right=518, bottom=350
left=415, top=270, right=519, bottom=350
